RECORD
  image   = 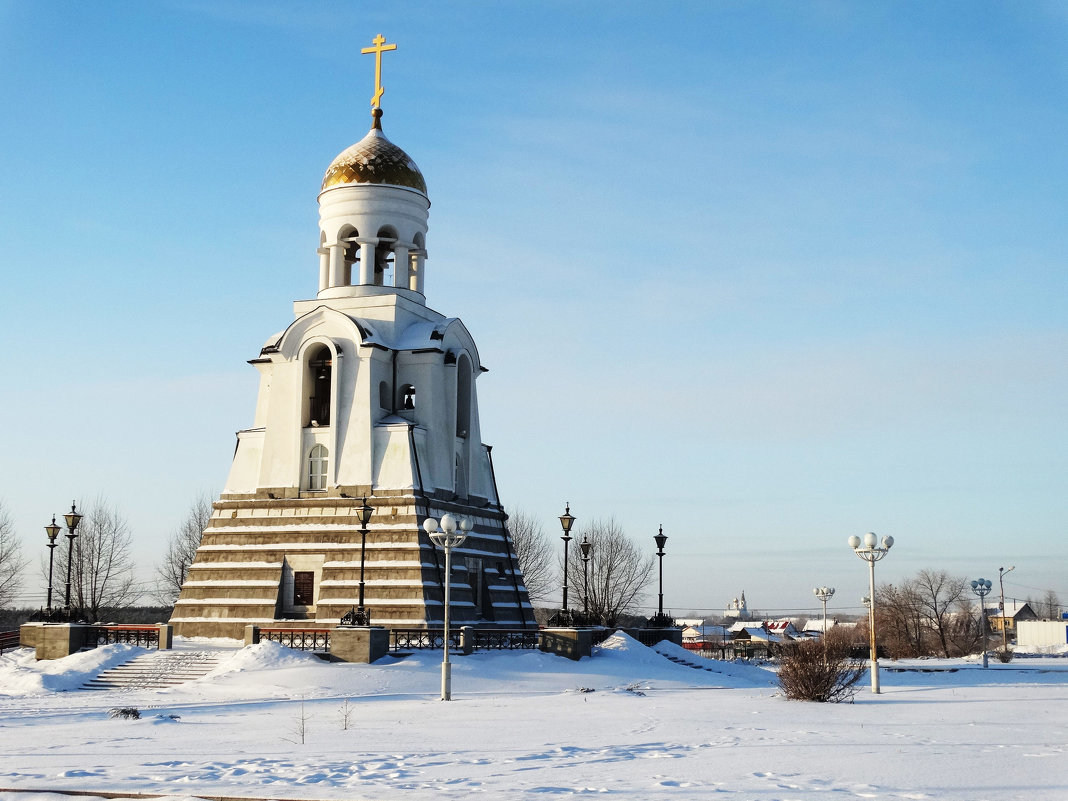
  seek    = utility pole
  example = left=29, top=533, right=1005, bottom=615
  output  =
left=998, top=566, right=1015, bottom=653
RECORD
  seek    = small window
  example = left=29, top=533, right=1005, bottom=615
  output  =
left=379, top=380, right=391, bottom=410
left=401, top=384, right=416, bottom=410
left=293, top=571, right=314, bottom=606
left=309, top=444, right=328, bottom=490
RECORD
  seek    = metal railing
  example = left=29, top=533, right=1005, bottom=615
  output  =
left=87, top=625, right=160, bottom=649
left=390, top=628, right=457, bottom=651
left=0, top=629, right=21, bottom=654
left=466, top=628, right=539, bottom=650
left=259, top=627, right=331, bottom=653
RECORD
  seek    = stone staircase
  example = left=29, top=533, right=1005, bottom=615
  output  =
left=81, top=650, right=223, bottom=690
left=654, top=644, right=723, bottom=673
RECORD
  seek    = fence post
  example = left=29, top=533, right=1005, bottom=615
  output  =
left=157, top=624, right=173, bottom=650
left=244, top=624, right=260, bottom=646
left=460, top=626, right=474, bottom=655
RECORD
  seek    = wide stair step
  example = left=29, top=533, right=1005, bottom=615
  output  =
left=81, top=651, right=223, bottom=690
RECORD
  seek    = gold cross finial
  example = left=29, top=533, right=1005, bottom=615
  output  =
left=361, top=33, right=397, bottom=110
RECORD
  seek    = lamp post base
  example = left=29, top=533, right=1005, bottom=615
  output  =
left=441, top=660, right=452, bottom=701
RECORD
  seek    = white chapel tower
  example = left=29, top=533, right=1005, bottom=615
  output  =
left=171, top=37, right=534, bottom=639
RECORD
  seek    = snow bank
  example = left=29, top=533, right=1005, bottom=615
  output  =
left=206, top=640, right=325, bottom=675
left=0, top=644, right=145, bottom=697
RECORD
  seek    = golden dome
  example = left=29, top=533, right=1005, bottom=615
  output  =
left=321, top=110, right=426, bottom=195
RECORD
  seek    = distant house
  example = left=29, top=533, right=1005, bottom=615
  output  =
left=987, top=601, right=1038, bottom=637
left=730, top=624, right=785, bottom=658
left=681, top=623, right=728, bottom=644
left=680, top=623, right=729, bottom=655
left=763, top=620, right=800, bottom=639
left=802, top=618, right=838, bottom=634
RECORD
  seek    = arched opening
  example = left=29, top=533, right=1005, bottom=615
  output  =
left=308, top=444, right=328, bottom=491
left=409, top=232, right=425, bottom=292
left=379, top=380, right=391, bottom=410
left=306, top=345, right=332, bottom=426
left=375, top=226, right=398, bottom=287
left=400, top=383, right=416, bottom=410
left=455, top=353, right=472, bottom=439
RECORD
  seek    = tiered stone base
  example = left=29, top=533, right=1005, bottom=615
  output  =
left=170, top=489, right=534, bottom=640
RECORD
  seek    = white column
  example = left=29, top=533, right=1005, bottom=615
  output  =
left=328, top=244, right=345, bottom=288
left=413, top=250, right=426, bottom=295
left=317, top=247, right=330, bottom=292
left=358, top=240, right=375, bottom=285
left=393, top=245, right=409, bottom=289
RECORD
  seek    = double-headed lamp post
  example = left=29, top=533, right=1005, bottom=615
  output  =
left=580, top=534, right=592, bottom=619
left=847, top=532, right=894, bottom=694
left=355, top=496, right=374, bottom=625
left=423, top=513, right=472, bottom=701
left=62, top=502, right=83, bottom=617
left=813, top=586, right=835, bottom=635
left=44, top=516, right=61, bottom=615
left=559, top=504, right=575, bottom=621
left=653, top=525, right=668, bottom=623
left=970, top=578, right=993, bottom=669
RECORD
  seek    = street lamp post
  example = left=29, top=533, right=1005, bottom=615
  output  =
left=653, top=525, right=668, bottom=624
left=998, top=565, right=1015, bottom=654
left=558, top=504, right=575, bottom=622
left=62, top=502, right=82, bottom=618
left=355, top=496, right=374, bottom=625
left=848, top=532, right=894, bottom=694
left=44, top=516, right=61, bottom=615
left=970, top=577, right=993, bottom=669
left=423, top=513, right=472, bottom=701
left=813, top=586, right=835, bottom=635
left=580, top=534, right=592, bottom=620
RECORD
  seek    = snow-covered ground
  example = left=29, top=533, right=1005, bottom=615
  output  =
left=0, top=634, right=1065, bottom=800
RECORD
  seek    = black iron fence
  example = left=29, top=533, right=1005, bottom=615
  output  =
left=389, top=628, right=456, bottom=651
left=259, top=627, right=331, bottom=653
left=87, top=625, right=160, bottom=649
left=466, top=628, right=539, bottom=650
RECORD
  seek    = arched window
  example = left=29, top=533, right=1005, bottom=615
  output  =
left=400, top=383, right=416, bottom=410
left=455, top=354, right=472, bottom=439
left=308, top=445, right=328, bottom=491
left=379, top=380, right=391, bottom=410
left=307, top=346, right=332, bottom=426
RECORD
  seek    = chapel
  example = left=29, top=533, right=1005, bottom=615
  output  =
left=169, top=37, right=534, bottom=640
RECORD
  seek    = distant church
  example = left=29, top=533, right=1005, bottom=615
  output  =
left=170, top=37, right=534, bottom=639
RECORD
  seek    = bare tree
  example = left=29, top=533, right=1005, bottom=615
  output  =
left=912, top=569, right=970, bottom=658
left=566, top=518, right=654, bottom=626
left=53, top=497, right=137, bottom=620
left=877, top=570, right=974, bottom=658
left=155, top=492, right=213, bottom=605
left=1039, top=589, right=1061, bottom=620
left=505, top=508, right=554, bottom=604
left=0, top=501, right=27, bottom=609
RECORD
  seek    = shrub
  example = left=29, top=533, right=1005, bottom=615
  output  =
left=777, top=630, right=866, bottom=703
left=994, top=647, right=1014, bottom=663
left=108, top=707, right=140, bottom=719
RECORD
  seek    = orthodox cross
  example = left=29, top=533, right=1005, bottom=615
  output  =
left=362, top=33, right=397, bottom=109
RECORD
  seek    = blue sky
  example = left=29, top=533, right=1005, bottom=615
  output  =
left=1, top=2, right=1065, bottom=617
